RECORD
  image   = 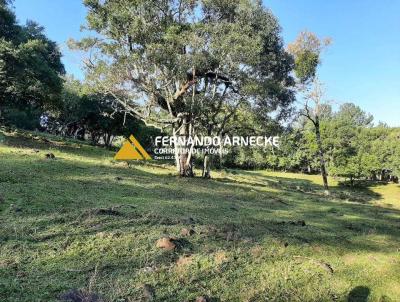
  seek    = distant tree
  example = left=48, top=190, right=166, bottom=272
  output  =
left=334, top=103, right=373, bottom=127
left=386, top=130, right=400, bottom=180
left=362, top=125, right=400, bottom=182
left=72, top=0, right=295, bottom=177
left=322, top=104, right=398, bottom=185
left=329, top=129, right=377, bottom=186
left=48, top=77, right=159, bottom=148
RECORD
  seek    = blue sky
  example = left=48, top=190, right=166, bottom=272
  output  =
left=13, top=0, right=400, bottom=126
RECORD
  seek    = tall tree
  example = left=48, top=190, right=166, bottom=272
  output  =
left=288, top=31, right=331, bottom=191
left=72, top=0, right=295, bottom=177
left=302, top=79, right=330, bottom=190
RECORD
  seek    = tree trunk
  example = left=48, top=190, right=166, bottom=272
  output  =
left=202, top=154, right=211, bottom=178
left=175, top=115, right=194, bottom=177
left=73, top=127, right=80, bottom=139
left=178, top=151, right=194, bottom=176
left=104, top=133, right=113, bottom=147
left=314, top=118, right=329, bottom=191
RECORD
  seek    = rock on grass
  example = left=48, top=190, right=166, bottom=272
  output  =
left=156, top=237, right=176, bottom=250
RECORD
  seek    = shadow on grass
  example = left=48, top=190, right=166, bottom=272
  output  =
left=1, top=133, right=400, bottom=301
left=1, top=129, right=114, bottom=160
left=347, top=286, right=370, bottom=302
left=1, top=150, right=399, bottom=255
left=230, top=169, right=384, bottom=204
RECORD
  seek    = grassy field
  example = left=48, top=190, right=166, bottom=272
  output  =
left=0, top=129, right=399, bottom=302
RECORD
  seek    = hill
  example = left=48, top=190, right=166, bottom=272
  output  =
left=0, top=130, right=399, bottom=301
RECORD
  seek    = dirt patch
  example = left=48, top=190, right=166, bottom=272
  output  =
left=214, top=251, right=228, bottom=265
left=250, top=246, right=263, bottom=258
left=156, top=237, right=192, bottom=251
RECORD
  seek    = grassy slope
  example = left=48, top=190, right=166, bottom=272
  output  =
left=0, top=130, right=399, bottom=302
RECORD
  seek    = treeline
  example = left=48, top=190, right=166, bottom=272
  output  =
left=41, top=78, right=160, bottom=148
left=226, top=103, right=400, bottom=184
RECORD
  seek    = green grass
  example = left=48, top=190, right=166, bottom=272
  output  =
left=1, top=129, right=399, bottom=302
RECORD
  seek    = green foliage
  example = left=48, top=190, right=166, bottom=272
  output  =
left=74, top=0, right=295, bottom=135
left=334, top=103, right=373, bottom=127
left=0, top=1, right=64, bottom=127
left=1, top=106, right=41, bottom=130
left=225, top=102, right=399, bottom=183
left=287, top=30, right=331, bottom=84
left=294, top=50, right=319, bottom=83
left=0, top=0, right=20, bottom=42
left=48, top=77, right=161, bottom=147
left=324, top=104, right=386, bottom=182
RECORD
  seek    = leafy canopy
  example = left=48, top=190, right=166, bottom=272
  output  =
left=73, top=0, right=295, bottom=131
left=0, top=0, right=64, bottom=116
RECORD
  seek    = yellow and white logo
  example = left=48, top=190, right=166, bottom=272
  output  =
left=114, top=135, right=151, bottom=160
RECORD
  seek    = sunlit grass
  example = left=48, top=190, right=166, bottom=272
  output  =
left=1, top=129, right=399, bottom=301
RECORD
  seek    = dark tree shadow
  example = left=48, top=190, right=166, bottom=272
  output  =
left=225, top=169, right=383, bottom=204
left=1, top=129, right=114, bottom=159
left=347, top=286, right=370, bottom=302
